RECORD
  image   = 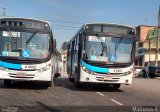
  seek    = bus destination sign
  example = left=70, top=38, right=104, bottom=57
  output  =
left=0, top=20, right=49, bottom=30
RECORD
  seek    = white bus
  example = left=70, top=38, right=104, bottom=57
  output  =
left=0, top=17, right=56, bottom=87
left=67, top=23, right=136, bottom=88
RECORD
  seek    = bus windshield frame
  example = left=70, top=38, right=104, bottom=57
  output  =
left=82, top=24, right=135, bottom=64
left=82, top=34, right=134, bottom=64
left=0, top=18, right=53, bottom=63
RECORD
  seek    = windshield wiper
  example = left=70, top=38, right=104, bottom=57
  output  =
left=114, top=36, right=123, bottom=56
left=26, top=31, right=38, bottom=44
left=115, top=36, right=123, bottom=50
left=95, top=34, right=108, bottom=56
left=3, top=28, right=14, bottom=51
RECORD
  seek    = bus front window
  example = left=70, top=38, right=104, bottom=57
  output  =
left=23, top=32, right=50, bottom=59
left=0, top=31, right=50, bottom=59
left=84, top=36, right=109, bottom=62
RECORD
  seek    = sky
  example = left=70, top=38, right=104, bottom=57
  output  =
left=1, top=0, right=160, bottom=48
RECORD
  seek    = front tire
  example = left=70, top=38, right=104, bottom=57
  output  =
left=45, top=80, right=53, bottom=87
left=68, top=75, right=74, bottom=81
left=149, top=73, right=155, bottom=78
left=4, top=80, right=11, bottom=87
left=74, top=72, right=82, bottom=88
left=112, top=84, right=121, bottom=89
left=48, top=81, right=52, bottom=87
left=74, top=80, right=83, bottom=88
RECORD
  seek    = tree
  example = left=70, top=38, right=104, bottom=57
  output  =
left=61, top=41, right=68, bottom=51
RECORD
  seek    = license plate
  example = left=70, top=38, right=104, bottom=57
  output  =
left=104, top=76, right=112, bottom=80
left=17, top=73, right=26, bottom=77
left=113, top=69, right=122, bottom=73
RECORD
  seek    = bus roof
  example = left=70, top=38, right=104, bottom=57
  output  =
left=83, top=22, right=135, bottom=29
left=68, top=22, right=136, bottom=43
left=0, top=17, right=53, bottom=33
left=0, top=17, right=50, bottom=24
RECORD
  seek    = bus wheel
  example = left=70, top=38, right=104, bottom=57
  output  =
left=68, top=76, right=74, bottom=81
left=74, top=80, right=82, bottom=88
left=4, top=80, right=11, bottom=87
left=112, top=84, right=121, bottom=89
left=46, top=81, right=53, bottom=87
left=149, top=73, right=155, bottom=78
left=74, top=75, right=82, bottom=88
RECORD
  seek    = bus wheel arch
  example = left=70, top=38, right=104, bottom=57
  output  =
left=74, top=67, right=82, bottom=88
left=68, top=75, right=74, bottom=81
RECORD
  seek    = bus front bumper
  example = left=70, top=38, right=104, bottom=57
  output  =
left=0, top=69, right=52, bottom=81
left=80, top=68, right=133, bottom=85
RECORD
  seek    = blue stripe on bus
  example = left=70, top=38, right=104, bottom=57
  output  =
left=0, top=61, right=21, bottom=70
left=81, top=60, right=109, bottom=73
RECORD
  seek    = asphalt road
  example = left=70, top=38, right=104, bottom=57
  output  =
left=0, top=74, right=159, bottom=112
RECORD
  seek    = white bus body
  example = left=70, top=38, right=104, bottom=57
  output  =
left=67, top=23, right=136, bottom=88
left=0, top=17, right=55, bottom=87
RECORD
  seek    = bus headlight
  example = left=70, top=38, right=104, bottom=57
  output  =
left=124, top=69, right=132, bottom=76
left=82, top=66, right=96, bottom=75
left=82, top=66, right=86, bottom=71
left=37, top=64, right=51, bottom=73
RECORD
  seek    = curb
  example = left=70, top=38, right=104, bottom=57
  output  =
left=155, top=77, right=160, bottom=80
left=133, top=77, right=160, bottom=80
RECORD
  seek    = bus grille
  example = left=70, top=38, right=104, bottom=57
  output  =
left=7, top=68, right=37, bottom=71
left=96, top=77, right=120, bottom=82
left=96, top=79, right=118, bottom=82
left=95, top=72, right=122, bottom=76
left=8, top=73, right=35, bottom=78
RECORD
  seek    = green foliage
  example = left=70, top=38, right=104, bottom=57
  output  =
left=61, top=41, right=68, bottom=51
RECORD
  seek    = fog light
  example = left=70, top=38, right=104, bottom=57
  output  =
left=126, top=79, right=129, bottom=83
left=86, top=77, right=89, bottom=81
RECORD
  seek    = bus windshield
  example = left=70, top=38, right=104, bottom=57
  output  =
left=84, top=36, right=133, bottom=63
left=0, top=30, right=50, bottom=59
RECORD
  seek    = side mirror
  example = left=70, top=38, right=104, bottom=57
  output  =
left=53, top=39, right=57, bottom=48
left=82, top=53, right=86, bottom=58
left=82, top=53, right=88, bottom=59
